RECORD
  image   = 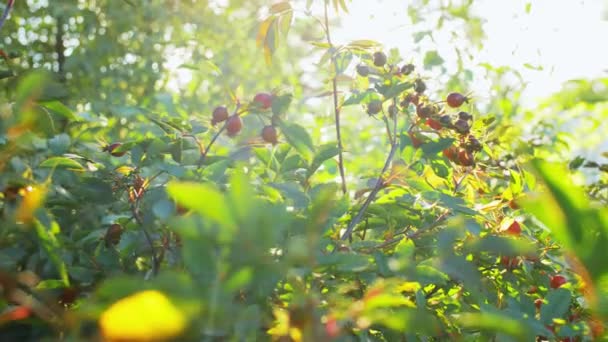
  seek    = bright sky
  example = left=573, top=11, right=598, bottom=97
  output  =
left=330, top=0, right=608, bottom=105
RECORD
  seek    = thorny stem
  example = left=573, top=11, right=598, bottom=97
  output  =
left=323, top=1, right=347, bottom=195
left=340, top=100, right=400, bottom=241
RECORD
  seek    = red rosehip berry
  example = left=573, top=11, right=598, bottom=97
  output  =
left=458, top=111, right=473, bottom=120
left=105, top=223, right=123, bottom=247
left=325, top=316, right=340, bottom=339
left=446, top=92, right=468, bottom=108
left=356, top=64, right=370, bottom=77
left=466, top=136, right=482, bottom=152
left=453, top=119, right=470, bottom=135
left=104, top=143, right=126, bottom=157
left=367, top=100, right=383, bottom=115
left=211, top=106, right=229, bottom=125
left=253, top=92, right=273, bottom=110
left=505, top=220, right=522, bottom=236
left=550, top=275, right=567, bottom=289
left=5, top=306, right=31, bottom=320
left=439, top=114, right=452, bottom=126
left=401, top=93, right=419, bottom=107
left=426, top=118, right=443, bottom=130
left=414, top=79, right=426, bottom=93
left=400, top=63, right=415, bottom=75
left=373, top=51, right=387, bottom=67
left=443, top=146, right=458, bottom=162
left=408, top=132, right=423, bottom=148
left=261, top=125, right=278, bottom=145
left=416, top=104, right=436, bottom=118
left=225, top=115, right=243, bottom=137
left=457, top=149, right=475, bottom=166
left=534, top=298, right=543, bottom=310
left=500, top=256, right=521, bottom=269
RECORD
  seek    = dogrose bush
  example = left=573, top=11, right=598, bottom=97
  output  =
left=0, top=1, right=606, bottom=341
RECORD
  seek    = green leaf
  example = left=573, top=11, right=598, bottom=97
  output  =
left=309, top=143, right=340, bottom=176
left=347, top=40, right=381, bottom=49
left=77, top=178, right=114, bottom=204
left=271, top=94, right=292, bottom=117
left=39, top=157, right=85, bottom=171
left=380, top=81, right=413, bottom=100
left=455, top=312, right=528, bottom=339
left=343, top=90, right=380, bottom=106
left=523, top=63, right=543, bottom=71
left=568, top=156, right=585, bottom=170
left=437, top=254, right=481, bottom=289
left=278, top=11, right=293, bottom=39
left=334, top=51, right=353, bottom=75
left=421, top=138, right=455, bottom=156
left=423, top=50, right=444, bottom=69
left=34, top=220, right=70, bottom=287
left=430, top=159, right=450, bottom=179
left=166, top=181, right=237, bottom=232
left=152, top=199, right=174, bottom=220
left=224, top=267, right=253, bottom=292
left=540, top=289, right=571, bottom=324
left=227, top=171, right=255, bottom=224
left=464, top=235, right=536, bottom=257
left=524, top=160, right=608, bottom=281
left=39, top=101, right=79, bottom=121
left=413, top=31, right=432, bottom=43
left=277, top=121, right=314, bottom=160
left=36, top=279, right=67, bottom=290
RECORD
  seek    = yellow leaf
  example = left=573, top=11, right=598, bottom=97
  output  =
left=256, top=16, right=275, bottom=48
left=269, top=1, right=291, bottom=14
left=396, top=281, right=421, bottom=293
left=268, top=308, right=290, bottom=337
left=114, top=165, right=135, bottom=175
left=99, top=290, right=187, bottom=342
left=15, top=185, right=46, bottom=224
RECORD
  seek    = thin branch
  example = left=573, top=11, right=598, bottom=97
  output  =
left=323, top=1, right=347, bottom=195
left=0, top=0, right=14, bottom=33
left=55, top=15, right=65, bottom=81
left=339, top=99, right=400, bottom=241
left=197, top=103, right=241, bottom=169
left=131, top=202, right=160, bottom=277
left=453, top=169, right=472, bottom=194
left=340, top=139, right=399, bottom=241
left=373, top=211, right=450, bottom=249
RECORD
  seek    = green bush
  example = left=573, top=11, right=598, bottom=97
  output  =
left=0, top=1, right=606, bottom=341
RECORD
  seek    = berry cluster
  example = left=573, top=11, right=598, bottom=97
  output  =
left=355, top=50, right=482, bottom=167
left=211, top=92, right=279, bottom=144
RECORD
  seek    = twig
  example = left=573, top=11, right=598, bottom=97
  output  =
left=453, top=169, right=472, bottom=194
left=197, top=103, right=241, bottom=169
left=323, top=1, right=347, bottom=195
left=374, top=211, right=450, bottom=249
left=0, top=0, right=14, bottom=33
left=130, top=195, right=160, bottom=276
left=340, top=98, right=400, bottom=241
left=182, top=133, right=204, bottom=154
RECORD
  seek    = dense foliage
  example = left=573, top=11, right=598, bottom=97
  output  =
left=0, top=1, right=607, bottom=341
